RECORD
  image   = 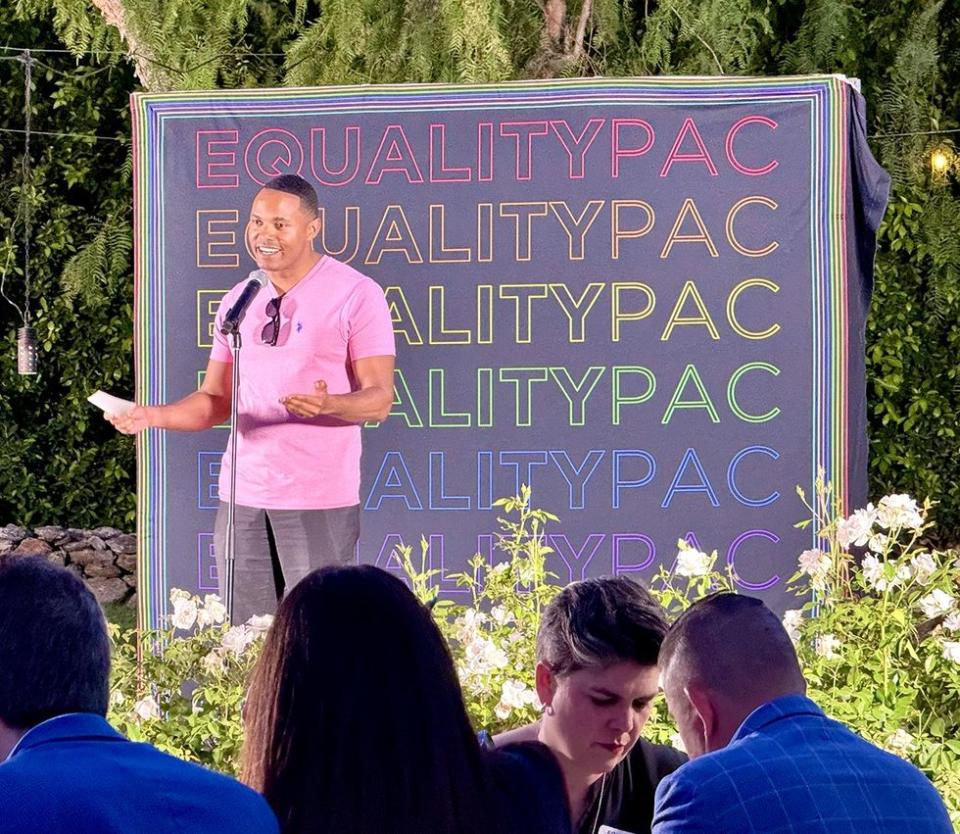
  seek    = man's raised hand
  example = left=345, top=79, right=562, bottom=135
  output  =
left=280, top=380, right=330, bottom=418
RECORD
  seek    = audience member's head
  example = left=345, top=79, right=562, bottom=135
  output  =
left=658, top=592, right=805, bottom=758
left=535, top=576, right=668, bottom=779
left=241, top=565, right=497, bottom=834
left=0, top=555, right=111, bottom=755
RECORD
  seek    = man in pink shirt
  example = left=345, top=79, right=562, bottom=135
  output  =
left=108, top=175, right=395, bottom=620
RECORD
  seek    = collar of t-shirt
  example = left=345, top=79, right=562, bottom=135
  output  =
left=4, top=712, right=91, bottom=761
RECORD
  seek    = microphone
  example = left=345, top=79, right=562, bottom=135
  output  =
left=220, top=270, right=267, bottom=336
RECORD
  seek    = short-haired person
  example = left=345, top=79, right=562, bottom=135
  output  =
left=653, top=593, right=953, bottom=833
left=495, top=577, right=686, bottom=834
left=0, top=554, right=278, bottom=834
left=108, top=174, right=395, bottom=622
left=241, top=564, right=571, bottom=834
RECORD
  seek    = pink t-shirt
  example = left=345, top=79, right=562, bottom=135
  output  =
left=210, top=256, right=395, bottom=510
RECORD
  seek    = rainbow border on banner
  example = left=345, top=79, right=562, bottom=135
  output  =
left=131, top=76, right=854, bottom=630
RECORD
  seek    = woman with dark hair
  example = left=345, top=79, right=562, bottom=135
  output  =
left=494, top=576, right=686, bottom=834
left=242, top=564, right=570, bottom=834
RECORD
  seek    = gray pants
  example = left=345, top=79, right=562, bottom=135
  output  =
left=214, top=502, right=359, bottom=623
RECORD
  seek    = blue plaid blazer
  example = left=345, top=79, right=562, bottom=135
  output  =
left=652, top=694, right=952, bottom=833
left=0, top=713, right=278, bottom=834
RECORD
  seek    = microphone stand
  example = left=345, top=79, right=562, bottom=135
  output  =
left=221, top=321, right=242, bottom=624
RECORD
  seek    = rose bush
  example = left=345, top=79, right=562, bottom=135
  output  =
left=108, top=593, right=270, bottom=774
left=109, top=483, right=959, bottom=823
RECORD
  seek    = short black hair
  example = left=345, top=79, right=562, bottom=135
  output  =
left=0, top=555, right=111, bottom=728
left=537, top=576, right=667, bottom=675
left=262, top=174, right=319, bottom=216
left=659, top=592, right=804, bottom=698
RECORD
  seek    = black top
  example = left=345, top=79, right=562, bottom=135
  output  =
left=487, top=741, right=573, bottom=834
left=576, top=739, right=687, bottom=834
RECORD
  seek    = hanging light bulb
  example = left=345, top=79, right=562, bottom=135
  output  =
left=931, top=147, right=952, bottom=177
left=17, top=326, right=37, bottom=374
left=17, top=49, right=36, bottom=377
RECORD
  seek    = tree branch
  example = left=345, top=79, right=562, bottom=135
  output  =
left=545, top=0, right=566, bottom=49
left=88, top=0, right=175, bottom=91
left=571, top=0, right=593, bottom=60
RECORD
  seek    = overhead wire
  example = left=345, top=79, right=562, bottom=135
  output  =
left=3, top=44, right=959, bottom=144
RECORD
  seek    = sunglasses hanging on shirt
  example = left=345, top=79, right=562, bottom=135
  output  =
left=261, top=295, right=283, bottom=346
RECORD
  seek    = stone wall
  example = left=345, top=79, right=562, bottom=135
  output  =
left=0, top=524, right=137, bottom=607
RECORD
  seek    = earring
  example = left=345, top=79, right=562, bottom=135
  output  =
left=544, top=705, right=555, bottom=716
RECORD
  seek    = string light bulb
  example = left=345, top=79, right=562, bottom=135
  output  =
left=931, top=147, right=952, bottom=177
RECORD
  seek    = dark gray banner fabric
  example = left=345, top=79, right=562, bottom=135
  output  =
left=131, top=77, right=888, bottom=626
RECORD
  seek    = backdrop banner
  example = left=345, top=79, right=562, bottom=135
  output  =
left=131, top=76, right=889, bottom=628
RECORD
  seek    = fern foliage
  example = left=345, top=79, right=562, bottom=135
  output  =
left=780, top=0, right=861, bottom=74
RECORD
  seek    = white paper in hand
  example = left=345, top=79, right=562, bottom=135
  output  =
left=88, top=390, right=136, bottom=416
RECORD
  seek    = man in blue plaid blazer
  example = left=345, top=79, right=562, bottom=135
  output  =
left=652, top=594, right=952, bottom=833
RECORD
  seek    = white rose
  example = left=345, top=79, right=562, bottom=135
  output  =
left=109, top=690, right=125, bottom=708
left=861, top=555, right=885, bottom=590
left=814, top=633, right=842, bottom=660
left=169, top=588, right=192, bottom=603
left=911, top=553, right=937, bottom=586
left=133, top=695, right=161, bottom=721
left=797, top=549, right=831, bottom=590
left=943, top=612, right=960, bottom=633
left=499, top=680, right=521, bottom=709
left=483, top=640, right=509, bottom=670
left=782, top=609, right=804, bottom=643
left=245, top=614, right=274, bottom=636
left=894, top=561, right=914, bottom=587
left=500, top=679, right=537, bottom=710
left=919, top=589, right=956, bottom=619
left=221, top=625, right=254, bottom=657
left=170, top=597, right=198, bottom=631
left=836, top=505, right=876, bottom=549
left=876, top=494, right=924, bottom=531
left=867, top=533, right=890, bottom=554
left=491, top=605, right=514, bottom=626
left=885, top=729, right=915, bottom=754
left=463, top=609, right=488, bottom=629
left=456, top=609, right=488, bottom=641
left=201, top=648, right=227, bottom=676
left=941, top=641, right=960, bottom=664
left=861, top=556, right=910, bottom=592
left=675, top=548, right=711, bottom=577
left=202, top=594, right=228, bottom=625
left=462, top=637, right=494, bottom=679
left=494, top=701, right=512, bottom=720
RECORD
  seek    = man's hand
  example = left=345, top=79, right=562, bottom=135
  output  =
left=280, top=357, right=393, bottom=422
left=104, top=405, right=153, bottom=435
left=280, top=380, right=330, bottom=418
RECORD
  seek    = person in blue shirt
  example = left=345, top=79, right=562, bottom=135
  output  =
left=653, top=592, right=953, bottom=833
left=0, top=554, right=278, bottom=834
